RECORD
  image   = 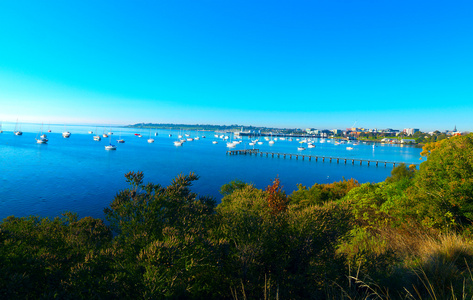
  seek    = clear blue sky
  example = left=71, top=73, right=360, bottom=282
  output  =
left=1, top=0, right=472, bottom=131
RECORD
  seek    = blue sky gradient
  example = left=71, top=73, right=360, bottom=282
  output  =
left=1, top=0, right=472, bottom=131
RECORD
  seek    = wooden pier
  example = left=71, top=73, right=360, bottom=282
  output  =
left=226, top=149, right=414, bottom=167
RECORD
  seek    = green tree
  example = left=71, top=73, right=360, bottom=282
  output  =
left=0, top=213, right=114, bottom=298
left=290, top=178, right=360, bottom=207
left=385, top=163, right=415, bottom=184
left=103, top=171, right=227, bottom=298
left=219, top=179, right=248, bottom=197
left=416, top=133, right=473, bottom=228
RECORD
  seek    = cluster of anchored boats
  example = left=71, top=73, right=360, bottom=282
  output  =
left=6, top=125, right=364, bottom=152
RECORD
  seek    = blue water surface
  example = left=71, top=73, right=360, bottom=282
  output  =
left=0, top=123, right=423, bottom=220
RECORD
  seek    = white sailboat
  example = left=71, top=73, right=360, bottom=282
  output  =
left=268, top=133, right=275, bottom=145
left=14, top=119, right=22, bottom=135
left=62, top=124, right=71, bottom=138
left=148, top=129, right=155, bottom=143
left=35, top=123, right=48, bottom=144
left=93, top=126, right=101, bottom=141
left=117, top=129, right=125, bottom=143
left=226, top=133, right=236, bottom=148
left=105, top=134, right=116, bottom=150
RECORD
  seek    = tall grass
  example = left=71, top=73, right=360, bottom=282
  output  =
left=338, top=228, right=473, bottom=299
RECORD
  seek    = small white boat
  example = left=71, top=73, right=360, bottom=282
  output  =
left=169, top=134, right=172, bottom=137
left=201, top=136, right=206, bottom=138
left=105, top=132, right=117, bottom=150
left=154, top=132, right=158, bottom=136
left=195, top=137, right=200, bottom=140
left=63, top=131, right=71, bottom=138
left=88, top=131, right=93, bottom=134
left=297, top=147, right=305, bottom=151
left=35, top=123, right=48, bottom=143
left=14, top=119, right=22, bottom=135
left=103, top=133, right=108, bottom=138
left=226, top=142, right=236, bottom=148
left=249, top=142, right=255, bottom=146
left=214, top=134, right=219, bottom=138
left=185, top=134, right=190, bottom=137
left=138, top=134, right=142, bottom=138
left=94, top=135, right=101, bottom=141
left=346, top=147, right=354, bottom=150
left=36, top=137, right=48, bottom=144
left=187, top=138, right=193, bottom=142
left=268, top=140, right=275, bottom=145
left=117, top=139, right=125, bottom=143
left=36, top=138, right=47, bottom=144
left=212, top=141, right=218, bottom=144
left=308, top=144, right=316, bottom=148
left=148, top=138, right=154, bottom=143
left=257, top=141, right=264, bottom=145
left=174, top=141, right=183, bottom=146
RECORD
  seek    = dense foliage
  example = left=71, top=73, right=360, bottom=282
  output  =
left=2, top=133, right=473, bottom=299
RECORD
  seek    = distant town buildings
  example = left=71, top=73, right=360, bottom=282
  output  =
left=403, top=128, right=419, bottom=136
left=236, top=124, right=467, bottom=143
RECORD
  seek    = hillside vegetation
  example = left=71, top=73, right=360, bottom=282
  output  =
left=1, top=134, right=473, bottom=299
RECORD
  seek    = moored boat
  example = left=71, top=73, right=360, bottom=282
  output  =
left=105, top=144, right=117, bottom=150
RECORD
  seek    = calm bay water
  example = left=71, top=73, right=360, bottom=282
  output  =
left=0, top=123, right=423, bottom=220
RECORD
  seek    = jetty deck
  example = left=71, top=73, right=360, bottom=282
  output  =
left=226, top=149, right=416, bottom=167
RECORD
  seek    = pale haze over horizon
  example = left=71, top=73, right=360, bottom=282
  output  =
left=1, top=1, right=472, bottom=132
